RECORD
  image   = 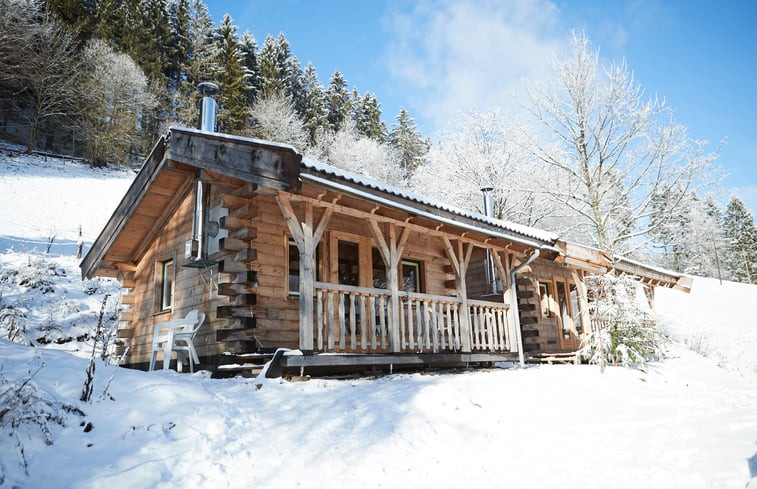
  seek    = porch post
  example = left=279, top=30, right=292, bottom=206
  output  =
left=442, top=237, right=473, bottom=353
left=277, top=194, right=333, bottom=353
left=491, top=249, right=518, bottom=353
left=368, top=220, right=409, bottom=353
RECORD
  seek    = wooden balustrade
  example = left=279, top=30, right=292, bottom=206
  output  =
left=314, top=282, right=510, bottom=354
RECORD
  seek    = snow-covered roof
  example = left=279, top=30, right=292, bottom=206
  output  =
left=300, top=157, right=559, bottom=246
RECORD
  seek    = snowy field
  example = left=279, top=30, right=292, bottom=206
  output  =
left=1, top=149, right=757, bottom=488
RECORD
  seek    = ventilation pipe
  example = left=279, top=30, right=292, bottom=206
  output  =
left=198, top=82, right=219, bottom=132
left=184, top=82, right=221, bottom=268
left=481, top=186, right=498, bottom=295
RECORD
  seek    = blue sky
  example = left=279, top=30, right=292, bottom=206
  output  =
left=204, top=0, right=757, bottom=213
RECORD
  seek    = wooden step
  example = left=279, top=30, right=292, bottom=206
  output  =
left=527, top=352, right=580, bottom=365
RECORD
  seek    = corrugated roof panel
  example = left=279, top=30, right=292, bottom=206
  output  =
left=300, top=157, right=558, bottom=244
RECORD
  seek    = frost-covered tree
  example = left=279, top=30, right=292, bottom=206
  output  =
left=15, top=13, right=83, bottom=153
left=0, top=0, right=43, bottom=98
left=650, top=192, right=728, bottom=278
left=79, top=39, right=156, bottom=166
left=354, top=92, right=387, bottom=142
left=310, top=121, right=404, bottom=186
left=325, top=70, right=351, bottom=132
left=300, top=61, right=327, bottom=145
left=579, top=273, right=661, bottom=372
left=525, top=32, right=718, bottom=253
left=388, top=108, right=429, bottom=178
left=723, top=197, right=757, bottom=283
left=175, top=0, right=218, bottom=127
left=412, top=108, right=560, bottom=227
left=215, top=13, right=249, bottom=134
left=250, top=92, right=307, bottom=149
left=238, top=30, right=259, bottom=105
left=257, top=33, right=292, bottom=100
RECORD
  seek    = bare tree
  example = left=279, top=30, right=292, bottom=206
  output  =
left=412, top=108, right=564, bottom=228
left=250, top=92, right=308, bottom=149
left=14, top=13, right=83, bottom=153
left=309, top=120, right=405, bottom=186
left=525, top=32, right=718, bottom=253
left=0, top=0, right=42, bottom=94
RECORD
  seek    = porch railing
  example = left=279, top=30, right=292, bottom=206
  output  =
left=314, top=282, right=510, bottom=354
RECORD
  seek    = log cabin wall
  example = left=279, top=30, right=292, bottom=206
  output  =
left=117, top=189, right=230, bottom=366
left=519, top=259, right=583, bottom=353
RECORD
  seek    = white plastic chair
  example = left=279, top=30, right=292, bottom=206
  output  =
left=148, top=310, right=205, bottom=373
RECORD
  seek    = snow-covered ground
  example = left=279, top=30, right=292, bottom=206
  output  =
left=1, top=148, right=756, bottom=488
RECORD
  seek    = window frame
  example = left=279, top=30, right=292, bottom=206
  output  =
left=401, top=258, right=424, bottom=293
left=156, top=257, right=175, bottom=313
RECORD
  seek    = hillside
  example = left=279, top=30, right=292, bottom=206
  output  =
left=1, top=149, right=756, bottom=488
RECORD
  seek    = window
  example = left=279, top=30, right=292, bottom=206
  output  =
left=569, top=283, right=584, bottom=334
left=337, top=240, right=359, bottom=286
left=372, top=247, right=387, bottom=289
left=159, top=259, right=174, bottom=311
left=401, top=259, right=423, bottom=293
left=539, top=281, right=553, bottom=318
left=287, top=237, right=320, bottom=295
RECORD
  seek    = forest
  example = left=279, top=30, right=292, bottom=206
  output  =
left=0, top=0, right=755, bottom=284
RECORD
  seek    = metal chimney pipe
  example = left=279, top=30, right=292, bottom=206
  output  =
left=198, top=82, right=219, bottom=132
left=481, top=186, right=494, bottom=219
left=481, top=186, right=498, bottom=295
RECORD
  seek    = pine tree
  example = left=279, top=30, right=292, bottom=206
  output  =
left=388, top=108, right=429, bottom=177
left=355, top=92, right=386, bottom=142
left=325, top=70, right=350, bottom=132
left=257, top=33, right=291, bottom=99
left=168, top=0, right=191, bottom=91
left=723, top=197, right=757, bottom=283
left=176, top=0, right=218, bottom=127
left=215, top=13, right=249, bottom=134
left=300, top=61, right=327, bottom=145
left=287, top=54, right=306, bottom=117
left=238, top=30, right=259, bottom=105
left=44, top=0, right=96, bottom=42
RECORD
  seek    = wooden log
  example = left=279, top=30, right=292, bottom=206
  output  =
left=218, top=282, right=258, bottom=296
left=220, top=237, right=249, bottom=252
left=220, top=215, right=252, bottom=232
left=218, top=259, right=248, bottom=274
left=120, top=277, right=136, bottom=289
left=234, top=248, right=258, bottom=264
left=517, top=290, right=534, bottom=299
left=116, top=328, right=134, bottom=339
left=519, top=316, right=538, bottom=324
left=216, top=306, right=256, bottom=318
left=229, top=294, right=257, bottom=306
left=230, top=271, right=258, bottom=285
left=120, top=294, right=137, bottom=305
left=230, top=226, right=257, bottom=241
left=220, top=194, right=251, bottom=210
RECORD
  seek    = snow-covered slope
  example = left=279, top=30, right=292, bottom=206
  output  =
left=1, top=147, right=757, bottom=489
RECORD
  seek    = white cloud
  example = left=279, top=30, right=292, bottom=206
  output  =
left=384, top=0, right=570, bottom=136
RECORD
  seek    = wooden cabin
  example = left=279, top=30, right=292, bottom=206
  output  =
left=80, top=127, right=691, bottom=374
